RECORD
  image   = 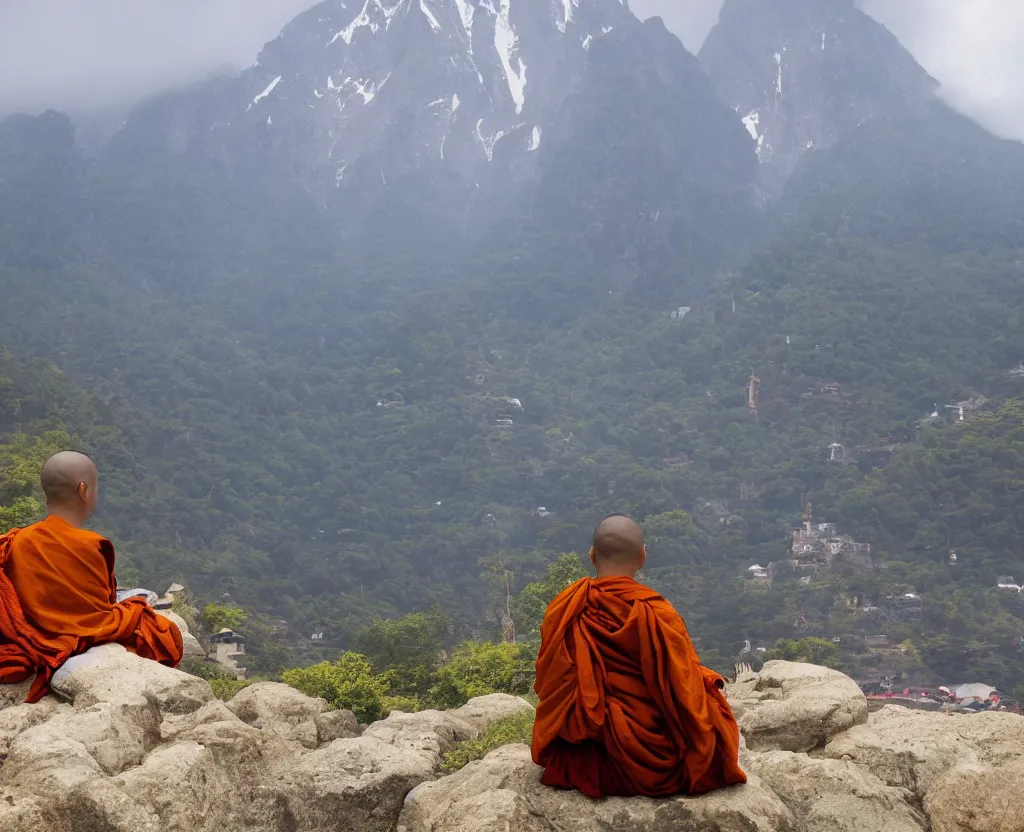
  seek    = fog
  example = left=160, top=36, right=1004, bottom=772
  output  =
left=1, top=0, right=1021, bottom=141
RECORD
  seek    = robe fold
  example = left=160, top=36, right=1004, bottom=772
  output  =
left=0, top=515, right=183, bottom=703
left=531, top=576, right=746, bottom=798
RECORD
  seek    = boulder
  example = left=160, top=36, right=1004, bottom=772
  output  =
left=924, top=757, right=1024, bottom=832
left=397, top=743, right=794, bottom=832
left=0, top=679, right=34, bottom=713
left=273, top=708, right=478, bottom=832
left=0, top=698, right=61, bottom=763
left=450, top=693, right=534, bottom=732
left=0, top=795, right=51, bottom=832
left=315, top=707, right=361, bottom=745
left=0, top=660, right=1020, bottom=832
left=822, top=706, right=1024, bottom=795
left=2, top=700, right=157, bottom=782
left=226, top=681, right=330, bottom=749
left=51, top=643, right=214, bottom=713
left=156, top=610, right=205, bottom=659
left=743, top=750, right=926, bottom=832
left=729, top=661, right=867, bottom=752
left=49, top=643, right=214, bottom=716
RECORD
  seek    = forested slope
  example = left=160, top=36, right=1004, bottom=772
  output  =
left=2, top=12, right=1024, bottom=696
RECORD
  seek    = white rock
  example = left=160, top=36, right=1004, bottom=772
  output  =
left=0, top=679, right=34, bottom=712
left=397, top=743, right=794, bottom=832
left=744, top=749, right=926, bottom=832
left=275, top=708, right=477, bottom=832
left=925, top=757, right=1024, bottom=832
left=156, top=610, right=205, bottom=658
left=315, top=707, right=361, bottom=745
left=226, top=681, right=329, bottom=749
left=0, top=698, right=61, bottom=763
left=49, top=643, right=213, bottom=716
left=823, top=706, right=1024, bottom=795
left=730, top=661, right=867, bottom=752
left=450, top=693, right=534, bottom=732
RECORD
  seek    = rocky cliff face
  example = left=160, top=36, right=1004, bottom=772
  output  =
left=699, top=0, right=938, bottom=198
left=1, top=622, right=1020, bottom=832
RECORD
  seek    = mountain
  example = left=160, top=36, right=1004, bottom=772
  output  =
left=104, top=0, right=761, bottom=282
left=2, top=0, right=1024, bottom=695
left=700, top=0, right=938, bottom=198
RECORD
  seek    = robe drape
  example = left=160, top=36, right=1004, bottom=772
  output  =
left=532, top=576, right=746, bottom=798
left=0, top=515, right=183, bottom=703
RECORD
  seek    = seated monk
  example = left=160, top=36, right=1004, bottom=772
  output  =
left=0, top=451, right=183, bottom=703
left=532, top=514, right=746, bottom=799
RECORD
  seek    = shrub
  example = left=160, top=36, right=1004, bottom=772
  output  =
left=429, top=641, right=531, bottom=709
left=441, top=710, right=535, bottom=773
left=281, top=651, right=390, bottom=723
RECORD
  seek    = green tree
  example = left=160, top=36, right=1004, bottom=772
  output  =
left=0, top=427, right=76, bottom=532
left=514, top=554, right=588, bottom=639
left=767, top=637, right=842, bottom=669
left=354, top=609, right=448, bottom=699
left=429, top=641, right=531, bottom=708
left=200, top=602, right=249, bottom=634
left=281, top=652, right=390, bottom=723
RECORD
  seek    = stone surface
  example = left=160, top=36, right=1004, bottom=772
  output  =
left=823, top=705, right=1024, bottom=832
left=924, top=757, right=1024, bottom=832
left=0, top=679, right=34, bottom=712
left=275, top=707, right=479, bottom=832
left=226, top=681, right=329, bottom=749
left=315, top=707, right=361, bottom=745
left=398, top=743, right=795, bottom=832
left=728, top=660, right=868, bottom=752
left=743, top=750, right=926, bottom=832
left=0, top=662, right=1021, bottom=832
left=49, top=643, right=214, bottom=715
left=156, top=609, right=205, bottom=658
left=450, top=693, right=534, bottom=732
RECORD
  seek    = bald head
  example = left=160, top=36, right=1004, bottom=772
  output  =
left=591, top=514, right=646, bottom=576
left=40, top=451, right=99, bottom=524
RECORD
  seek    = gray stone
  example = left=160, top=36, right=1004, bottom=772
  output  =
left=729, top=661, right=868, bottom=752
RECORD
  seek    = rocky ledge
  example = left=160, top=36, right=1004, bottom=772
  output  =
left=0, top=626, right=1021, bottom=832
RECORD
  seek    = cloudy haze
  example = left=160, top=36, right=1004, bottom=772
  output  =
left=0, top=0, right=1021, bottom=141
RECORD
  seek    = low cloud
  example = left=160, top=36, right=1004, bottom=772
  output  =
left=1, top=0, right=1021, bottom=142
left=0, top=1, right=311, bottom=115
left=633, top=0, right=1024, bottom=142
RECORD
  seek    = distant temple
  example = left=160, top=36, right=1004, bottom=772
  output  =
left=789, top=504, right=872, bottom=571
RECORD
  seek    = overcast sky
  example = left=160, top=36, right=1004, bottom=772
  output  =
left=0, top=0, right=1020, bottom=141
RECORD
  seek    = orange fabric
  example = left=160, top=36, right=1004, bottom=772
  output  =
left=532, top=576, right=746, bottom=798
left=0, top=515, right=183, bottom=703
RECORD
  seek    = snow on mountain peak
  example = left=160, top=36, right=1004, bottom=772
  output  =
left=223, top=0, right=638, bottom=188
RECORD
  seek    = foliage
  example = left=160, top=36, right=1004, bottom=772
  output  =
left=513, top=554, right=589, bottom=641
left=429, top=641, right=531, bottom=709
left=2, top=103, right=1024, bottom=700
left=200, top=603, right=249, bottom=635
left=210, top=678, right=256, bottom=701
left=281, top=652, right=391, bottom=723
left=354, top=610, right=448, bottom=700
left=0, top=427, right=76, bottom=533
left=441, top=710, right=535, bottom=773
left=382, top=695, right=424, bottom=714
left=766, top=638, right=841, bottom=669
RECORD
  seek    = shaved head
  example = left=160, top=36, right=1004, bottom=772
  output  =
left=40, top=451, right=98, bottom=510
left=592, top=514, right=646, bottom=570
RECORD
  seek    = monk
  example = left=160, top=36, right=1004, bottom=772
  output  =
left=532, top=514, right=746, bottom=798
left=0, top=451, right=182, bottom=703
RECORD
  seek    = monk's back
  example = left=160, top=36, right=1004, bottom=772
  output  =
left=5, top=515, right=117, bottom=636
left=532, top=577, right=746, bottom=799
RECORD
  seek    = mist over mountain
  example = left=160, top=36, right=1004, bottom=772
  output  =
left=2, top=0, right=1024, bottom=699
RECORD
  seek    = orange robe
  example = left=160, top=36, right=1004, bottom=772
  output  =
left=0, top=514, right=183, bottom=703
left=532, top=576, right=746, bottom=798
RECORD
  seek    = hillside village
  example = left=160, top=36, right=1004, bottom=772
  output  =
left=743, top=504, right=1020, bottom=715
